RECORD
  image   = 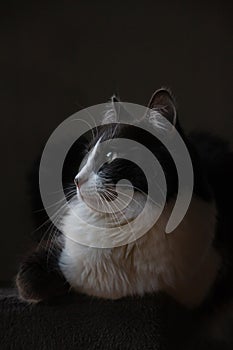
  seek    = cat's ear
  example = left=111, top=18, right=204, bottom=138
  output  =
left=102, top=94, right=133, bottom=125
left=146, top=88, right=177, bottom=130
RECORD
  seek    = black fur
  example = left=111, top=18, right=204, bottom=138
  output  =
left=16, top=242, right=70, bottom=302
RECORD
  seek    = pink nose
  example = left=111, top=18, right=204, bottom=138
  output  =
left=74, top=177, right=86, bottom=188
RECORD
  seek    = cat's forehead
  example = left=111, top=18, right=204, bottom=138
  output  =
left=88, top=122, right=161, bottom=154
left=89, top=123, right=128, bottom=149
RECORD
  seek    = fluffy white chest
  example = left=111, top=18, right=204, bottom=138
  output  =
left=59, top=196, right=220, bottom=307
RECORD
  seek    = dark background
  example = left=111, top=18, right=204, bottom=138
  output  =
left=0, top=1, right=232, bottom=283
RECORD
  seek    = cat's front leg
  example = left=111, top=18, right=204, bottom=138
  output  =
left=16, top=245, right=70, bottom=303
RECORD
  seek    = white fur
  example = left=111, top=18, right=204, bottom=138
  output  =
left=75, top=139, right=100, bottom=186
left=101, top=97, right=118, bottom=124
left=148, top=109, right=176, bottom=133
left=59, top=194, right=221, bottom=308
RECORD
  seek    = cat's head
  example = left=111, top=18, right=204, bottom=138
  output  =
left=73, top=89, right=182, bottom=216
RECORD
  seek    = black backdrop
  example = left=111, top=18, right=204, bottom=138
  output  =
left=0, top=0, right=232, bottom=283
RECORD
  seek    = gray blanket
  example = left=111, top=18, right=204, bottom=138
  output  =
left=0, top=288, right=229, bottom=350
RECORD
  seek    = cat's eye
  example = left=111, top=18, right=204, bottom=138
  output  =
left=106, top=151, right=117, bottom=164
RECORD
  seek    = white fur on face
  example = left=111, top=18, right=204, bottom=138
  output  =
left=74, top=139, right=104, bottom=209
left=73, top=136, right=142, bottom=222
left=74, top=139, right=100, bottom=188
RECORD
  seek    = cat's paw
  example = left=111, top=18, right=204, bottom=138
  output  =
left=16, top=259, right=46, bottom=303
left=16, top=251, right=70, bottom=304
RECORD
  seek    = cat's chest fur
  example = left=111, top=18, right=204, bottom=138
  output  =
left=59, top=196, right=221, bottom=307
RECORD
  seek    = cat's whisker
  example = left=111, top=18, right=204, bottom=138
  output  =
left=31, top=203, right=67, bottom=236
left=103, top=190, right=146, bottom=251
left=72, top=115, right=97, bottom=144
left=100, top=192, right=126, bottom=234
left=104, top=189, right=145, bottom=212
left=100, top=192, right=123, bottom=226
left=35, top=199, right=71, bottom=248
left=113, top=192, right=143, bottom=211
left=42, top=195, right=75, bottom=260
left=98, top=191, right=118, bottom=222
left=103, top=182, right=146, bottom=194
left=37, top=212, right=62, bottom=251
left=47, top=184, right=76, bottom=196
left=32, top=189, right=76, bottom=214
left=83, top=108, right=100, bottom=140
left=103, top=183, right=163, bottom=209
left=104, top=191, right=140, bottom=250
left=96, top=193, right=110, bottom=216
left=80, top=104, right=102, bottom=141
left=103, top=191, right=132, bottom=225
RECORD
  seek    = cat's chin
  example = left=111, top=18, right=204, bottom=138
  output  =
left=77, top=188, right=136, bottom=216
left=77, top=192, right=109, bottom=214
left=79, top=190, right=146, bottom=214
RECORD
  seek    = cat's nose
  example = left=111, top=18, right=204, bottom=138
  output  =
left=74, top=176, right=86, bottom=188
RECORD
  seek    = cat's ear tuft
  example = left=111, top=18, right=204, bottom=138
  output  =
left=102, top=94, right=133, bottom=125
left=101, top=94, right=120, bottom=124
left=146, top=88, right=177, bottom=130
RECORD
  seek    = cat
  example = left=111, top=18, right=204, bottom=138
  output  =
left=16, top=89, right=233, bottom=315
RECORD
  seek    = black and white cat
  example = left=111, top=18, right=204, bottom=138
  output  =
left=16, top=89, right=233, bottom=315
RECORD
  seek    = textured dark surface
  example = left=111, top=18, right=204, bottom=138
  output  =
left=1, top=288, right=232, bottom=350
